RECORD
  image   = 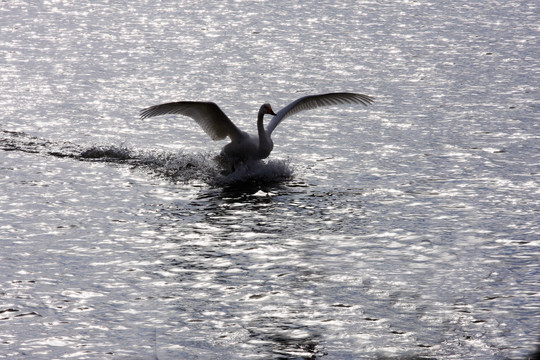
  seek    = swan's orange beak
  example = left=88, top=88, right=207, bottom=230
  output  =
left=268, top=108, right=276, bottom=116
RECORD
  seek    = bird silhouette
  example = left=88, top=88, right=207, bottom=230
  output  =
left=140, top=92, right=374, bottom=170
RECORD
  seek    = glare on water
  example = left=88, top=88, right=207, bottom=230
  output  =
left=1, top=0, right=539, bottom=359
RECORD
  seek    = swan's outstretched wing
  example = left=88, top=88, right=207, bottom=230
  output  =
left=266, top=92, right=374, bottom=135
left=140, top=101, right=244, bottom=141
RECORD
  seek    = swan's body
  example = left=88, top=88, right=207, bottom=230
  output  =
left=140, top=92, right=374, bottom=169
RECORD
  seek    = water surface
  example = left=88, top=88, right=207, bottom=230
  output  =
left=1, top=0, right=539, bottom=359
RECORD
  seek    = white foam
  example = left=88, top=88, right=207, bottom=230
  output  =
left=123, top=149, right=293, bottom=188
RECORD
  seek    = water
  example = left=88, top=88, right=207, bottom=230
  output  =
left=1, top=0, right=539, bottom=359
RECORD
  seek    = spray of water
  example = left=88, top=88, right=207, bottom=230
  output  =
left=1, top=130, right=294, bottom=190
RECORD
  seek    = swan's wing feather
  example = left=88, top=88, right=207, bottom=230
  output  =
left=266, top=92, right=374, bottom=135
left=140, top=101, right=243, bottom=141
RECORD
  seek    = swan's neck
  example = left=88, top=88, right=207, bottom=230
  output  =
left=257, top=109, right=273, bottom=158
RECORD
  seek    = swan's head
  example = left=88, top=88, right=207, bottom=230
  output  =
left=260, top=103, right=276, bottom=116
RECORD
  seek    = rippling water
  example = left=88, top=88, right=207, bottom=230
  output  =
left=1, top=1, right=539, bottom=359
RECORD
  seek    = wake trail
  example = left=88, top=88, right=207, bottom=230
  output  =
left=1, top=130, right=293, bottom=189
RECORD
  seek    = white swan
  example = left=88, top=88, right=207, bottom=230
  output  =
left=140, top=92, right=374, bottom=169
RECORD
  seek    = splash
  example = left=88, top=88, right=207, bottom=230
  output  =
left=80, top=145, right=133, bottom=161
left=135, top=150, right=221, bottom=184
left=133, top=150, right=293, bottom=189
left=81, top=147, right=294, bottom=189
left=0, top=130, right=293, bottom=189
left=212, top=159, right=294, bottom=189
left=78, top=143, right=295, bottom=187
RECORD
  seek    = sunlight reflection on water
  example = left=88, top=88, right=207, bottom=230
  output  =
left=1, top=0, right=539, bottom=359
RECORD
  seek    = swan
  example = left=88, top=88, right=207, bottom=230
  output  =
left=140, top=92, right=374, bottom=169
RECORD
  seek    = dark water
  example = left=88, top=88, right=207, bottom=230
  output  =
left=1, top=0, right=539, bottom=359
